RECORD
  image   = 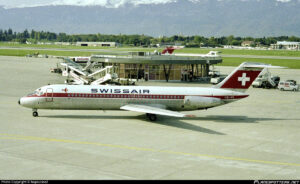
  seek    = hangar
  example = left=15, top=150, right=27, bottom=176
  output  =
left=90, top=51, right=222, bottom=82
left=76, top=42, right=119, bottom=47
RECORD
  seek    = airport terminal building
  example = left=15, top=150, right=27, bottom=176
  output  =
left=271, top=41, right=300, bottom=50
left=90, top=51, right=222, bottom=82
left=76, top=42, right=118, bottom=47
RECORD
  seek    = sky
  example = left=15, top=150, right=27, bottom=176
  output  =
left=0, top=0, right=296, bottom=9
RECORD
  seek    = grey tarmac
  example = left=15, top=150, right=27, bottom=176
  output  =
left=0, top=56, right=300, bottom=180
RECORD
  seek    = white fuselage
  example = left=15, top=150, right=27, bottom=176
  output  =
left=20, top=84, right=249, bottom=111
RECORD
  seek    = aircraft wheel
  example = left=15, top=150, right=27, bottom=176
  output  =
left=33, top=111, right=38, bottom=117
left=147, top=114, right=157, bottom=121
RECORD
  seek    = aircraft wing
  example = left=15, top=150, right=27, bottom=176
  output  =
left=120, top=104, right=190, bottom=117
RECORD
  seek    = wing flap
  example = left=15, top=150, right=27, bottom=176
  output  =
left=120, top=104, right=187, bottom=117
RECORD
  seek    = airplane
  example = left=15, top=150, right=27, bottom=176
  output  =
left=174, top=51, right=221, bottom=57
left=160, top=47, right=221, bottom=58
left=161, top=47, right=178, bottom=55
left=161, top=46, right=184, bottom=55
left=18, top=62, right=283, bottom=121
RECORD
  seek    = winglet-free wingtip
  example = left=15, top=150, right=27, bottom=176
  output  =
left=185, top=114, right=196, bottom=118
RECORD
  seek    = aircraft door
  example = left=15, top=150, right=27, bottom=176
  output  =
left=145, top=72, right=149, bottom=81
left=46, top=88, right=53, bottom=102
left=210, top=89, right=214, bottom=97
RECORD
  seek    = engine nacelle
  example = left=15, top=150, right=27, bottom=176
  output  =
left=184, top=96, right=223, bottom=108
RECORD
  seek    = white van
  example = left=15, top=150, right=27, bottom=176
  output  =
left=278, top=80, right=299, bottom=91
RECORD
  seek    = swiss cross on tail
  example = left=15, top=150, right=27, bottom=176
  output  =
left=238, top=73, right=250, bottom=86
left=220, top=70, right=261, bottom=89
left=215, top=62, right=268, bottom=92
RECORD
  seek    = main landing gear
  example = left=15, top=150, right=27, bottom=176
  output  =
left=32, top=109, right=38, bottom=117
left=146, top=113, right=157, bottom=121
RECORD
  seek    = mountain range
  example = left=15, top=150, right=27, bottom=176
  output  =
left=0, top=0, right=299, bottom=37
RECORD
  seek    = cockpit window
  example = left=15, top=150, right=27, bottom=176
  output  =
left=27, top=89, right=40, bottom=96
left=27, top=91, right=38, bottom=96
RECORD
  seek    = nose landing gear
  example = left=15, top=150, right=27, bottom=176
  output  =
left=32, top=109, right=38, bottom=117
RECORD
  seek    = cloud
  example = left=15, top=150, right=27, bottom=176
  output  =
left=0, top=0, right=296, bottom=9
left=276, top=0, right=291, bottom=2
left=0, top=0, right=177, bottom=9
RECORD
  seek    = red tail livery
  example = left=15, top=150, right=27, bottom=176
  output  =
left=215, top=62, right=269, bottom=92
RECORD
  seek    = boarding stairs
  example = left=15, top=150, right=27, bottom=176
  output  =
left=262, top=68, right=276, bottom=87
left=91, top=73, right=113, bottom=85
left=64, top=63, right=117, bottom=85
left=267, top=74, right=276, bottom=87
left=69, top=70, right=89, bottom=85
left=89, top=66, right=118, bottom=85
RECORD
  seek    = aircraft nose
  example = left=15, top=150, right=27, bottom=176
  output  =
left=19, top=97, right=25, bottom=106
left=19, top=97, right=33, bottom=108
left=19, top=97, right=38, bottom=108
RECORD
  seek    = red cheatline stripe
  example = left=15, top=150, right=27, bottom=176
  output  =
left=210, top=95, right=249, bottom=99
left=27, top=93, right=248, bottom=100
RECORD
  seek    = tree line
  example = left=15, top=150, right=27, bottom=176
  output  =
left=1, top=28, right=300, bottom=47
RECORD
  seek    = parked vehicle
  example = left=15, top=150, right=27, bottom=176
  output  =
left=252, top=69, right=280, bottom=89
left=278, top=80, right=299, bottom=91
left=210, top=76, right=226, bottom=85
left=209, top=70, right=220, bottom=78
left=209, top=65, right=220, bottom=78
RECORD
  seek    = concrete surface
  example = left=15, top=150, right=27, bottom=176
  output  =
left=0, top=56, right=300, bottom=180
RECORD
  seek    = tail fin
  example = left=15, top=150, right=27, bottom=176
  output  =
left=161, top=46, right=184, bottom=55
left=162, top=47, right=176, bottom=55
left=214, top=62, right=283, bottom=92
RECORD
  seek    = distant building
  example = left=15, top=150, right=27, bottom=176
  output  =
left=36, top=42, right=52, bottom=45
left=241, top=41, right=255, bottom=47
left=271, top=41, right=300, bottom=50
left=76, top=42, right=118, bottom=47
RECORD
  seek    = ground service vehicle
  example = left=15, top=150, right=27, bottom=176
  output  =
left=210, top=76, right=226, bottom=85
left=278, top=80, right=299, bottom=91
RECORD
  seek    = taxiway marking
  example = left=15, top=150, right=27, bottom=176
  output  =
left=1, top=133, right=300, bottom=167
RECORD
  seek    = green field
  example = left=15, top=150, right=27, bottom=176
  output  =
left=222, top=57, right=300, bottom=69
left=1, top=44, right=300, bottom=69
left=175, top=48, right=300, bottom=57
left=1, top=42, right=300, bottom=57
left=0, top=49, right=93, bottom=57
